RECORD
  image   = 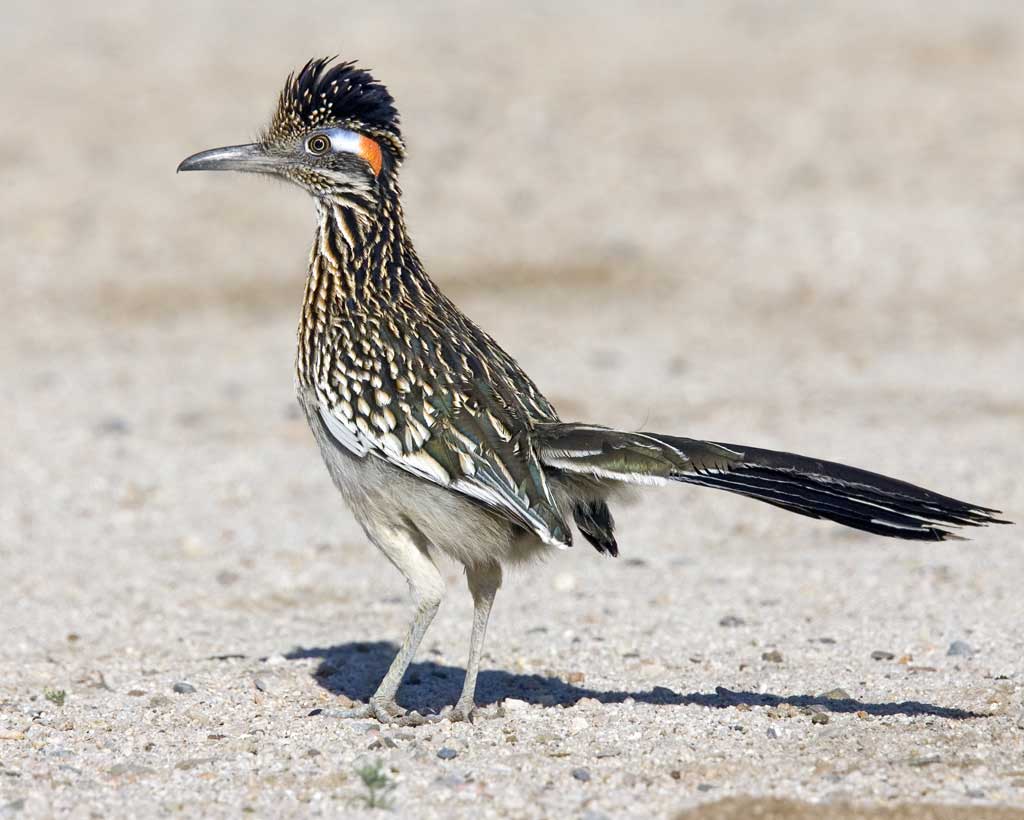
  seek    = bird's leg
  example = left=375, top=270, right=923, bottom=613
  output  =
left=449, top=562, right=502, bottom=722
left=346, top=523, right=444, bottom=725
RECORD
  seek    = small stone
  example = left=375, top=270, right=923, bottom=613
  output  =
left=966, top=789, right=986, bottom=799
left=437, top=747, right=457, bottom=760
left=215, top=570, right=240, bottom=586
left=566, top=671, right=585, bottom=685
left=148, top=695, right=171, bottom=708
left=96, top=417, right=131, bottom=435
left=670, top=770, right=682, bottom=780
left=767, top=703, right=800, bottom=719
left=697, top=783, right=714, bottom=792
left=766, top=727, right=780, bottom=739
left=811, top=712, right=830, bottom=725
left=553, top=573, right=576, bottom=592
left=0, top=730, right=25, bottom=741
left=503, top=698, right=529, bottom=711
left=172, top=682, right=197, bottom=694
left=306, top=748, right=321, bottom=757
left=127, top=689, right=146, bottom=697
left=821, top=688, right=852, bottom=701
left=174, top=757, right=215, bottom=771
left=761, top=650, right=783, bottom=663
left=575, top=697, right=601, bottom=710
left=908, top=755, right=941, bottom=767
left=571, top=767, right=591, bottom=782
left=253, top=677, right=273, bottom=693
left=948, top=640, right=976, bottom=657
left=719, top=615, right=746, bottom=628
left=108, top=763, right=155, bottom=777
left=368, top=737, right=397, bottom=750
left=871, top=650, right=895, bottom=661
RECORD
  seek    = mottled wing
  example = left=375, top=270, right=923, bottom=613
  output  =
left=313, top=315, right=571, bottom=547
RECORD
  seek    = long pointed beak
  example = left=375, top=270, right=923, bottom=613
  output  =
left=177, top=143, right=283, bottom=174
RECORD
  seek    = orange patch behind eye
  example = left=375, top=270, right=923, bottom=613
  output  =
left=359, top=136, right=383, bottom=176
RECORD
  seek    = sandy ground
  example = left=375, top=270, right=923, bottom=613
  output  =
left=2, top=1, right=1023, bottom=817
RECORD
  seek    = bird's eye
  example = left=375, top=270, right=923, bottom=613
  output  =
left=306, top=134, right=331, bottom=155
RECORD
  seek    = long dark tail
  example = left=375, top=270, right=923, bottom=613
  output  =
left=535, top=423, right=1009, bottom=542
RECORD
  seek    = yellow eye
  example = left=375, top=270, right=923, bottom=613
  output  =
left=306, top=134, right=331, bottom=155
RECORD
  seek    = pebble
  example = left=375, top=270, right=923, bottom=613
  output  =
left=0, top=730, right=25, bottom=741
left=761, top=650, right=783, bottom=663
left=108, top=763, right=155, bottom=777
left=553, top=573, right=576, bottom=592
left=570, top=716, right=588, bottom=732
left=948, top=640, right=976, bottom=657
left=870, top=650, right=895, bottom=661
left=719, top=615, right=746, bottom=627
left=437, top=747, right=458, bottom=760
left=172, top=682, right=196, bottom=694
left=697, top=783, right=714, bottom=792
left=571, top=767, right=591, bottom=782
left=369, top=737, right=398, bottom=751
left=96, top=417, right=131, bottom=435
left=566, top=671, right=585, bottom=685
left=821, top=688, right=852, bottom=701
left=148, top=695, right=171, bottom=708
left=766, top=727, right=780, bottom=739
left=175, top=757, right=215, bottom=770
left=811, top=712, right=830, bottom=725
left=503, top=698, right=529, bottom=711
left=908, top=755, right=941, bottom=767
left=253, top=677, right=274, bottom=693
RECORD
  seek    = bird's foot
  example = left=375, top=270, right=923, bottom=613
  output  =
left=340, top=698, right=432, bottom=726
left=443, top=698, right=478, bottom=723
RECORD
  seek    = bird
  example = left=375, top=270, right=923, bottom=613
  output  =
left=179, top=57, right=1008, bottom=724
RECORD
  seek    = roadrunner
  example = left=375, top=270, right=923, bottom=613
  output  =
left=179, top=58, right=1007, bottom=724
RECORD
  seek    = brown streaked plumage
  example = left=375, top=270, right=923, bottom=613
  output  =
left=178, top=57, right=1009, bottom=724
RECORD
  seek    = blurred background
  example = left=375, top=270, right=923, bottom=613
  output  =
left=1, top=2, right=1023, bottom=813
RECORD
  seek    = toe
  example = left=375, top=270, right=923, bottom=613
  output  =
left=448, top=700, right=476, bottom=723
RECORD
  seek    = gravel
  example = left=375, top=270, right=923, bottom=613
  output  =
left=2, top=2, right=1022, bottom=818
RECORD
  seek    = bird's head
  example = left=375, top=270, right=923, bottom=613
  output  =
left=178, top=58, right=404, bottom=204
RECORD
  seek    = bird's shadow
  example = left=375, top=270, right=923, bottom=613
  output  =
left=284, top=641, right=984, bottom=720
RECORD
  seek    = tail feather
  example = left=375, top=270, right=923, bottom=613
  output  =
left=534, top=423, right=1009, bottom=542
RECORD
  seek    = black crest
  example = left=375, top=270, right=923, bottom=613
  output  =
left=269, top=57, right=401, bottom=145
